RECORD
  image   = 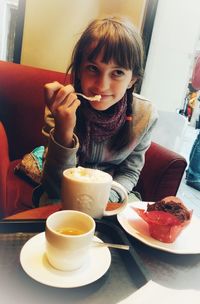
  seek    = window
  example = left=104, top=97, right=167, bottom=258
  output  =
left=0, top=0, right=18, bottom=61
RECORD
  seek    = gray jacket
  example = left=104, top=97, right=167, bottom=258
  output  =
left=42, top=93, right=158, bottom=199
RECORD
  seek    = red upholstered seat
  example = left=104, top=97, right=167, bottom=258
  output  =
left=0, top=61, right=187, bottom=218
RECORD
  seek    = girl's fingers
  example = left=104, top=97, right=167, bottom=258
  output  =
left=44, top=81, right=63, bottom=101
left=56, top=97, right=81, bottom=118
left=54, top=84, right=75, bottom=102
left=44, top=82, right=77, bottom=112
left=64, top=92, right=79, bottom=107
left=51, top=92, right=79, bottom=114
left=71, top=98, right=81, bottom=111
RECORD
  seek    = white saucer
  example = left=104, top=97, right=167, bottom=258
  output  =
left=117, top=202, right=200, bottom=254
left=20, top=233, right=111, bottom=288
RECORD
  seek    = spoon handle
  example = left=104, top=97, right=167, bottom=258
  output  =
left=93, top=241, right=129, bottom=250
left=76, top=93, right=90, bottom=100
left=76, top=93, right=101, bottom=102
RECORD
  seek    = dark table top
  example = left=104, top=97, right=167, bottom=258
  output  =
left=1, top=204, right=200, bottom=303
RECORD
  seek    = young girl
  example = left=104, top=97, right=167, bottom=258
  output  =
left=40, top=16, right=158, bottom=204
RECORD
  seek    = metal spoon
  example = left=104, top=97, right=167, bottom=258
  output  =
left=76, top=93, right=101, bottom=102
left=93, top=241, right=129, bottom=250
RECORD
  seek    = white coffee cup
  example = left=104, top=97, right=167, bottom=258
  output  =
left=61, top=167, right=128, bottom=219
left=45, top=210, right=95, bottom=271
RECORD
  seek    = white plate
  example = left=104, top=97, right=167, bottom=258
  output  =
left=20, top=233, right=111, bottom=288
left=117, top=202, right=200, bottom=254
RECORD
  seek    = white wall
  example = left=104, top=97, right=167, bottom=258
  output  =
left=141, top=0, right=200, bottom=112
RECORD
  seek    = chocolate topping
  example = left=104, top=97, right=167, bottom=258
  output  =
left=147, top=197, right=191, bottom=222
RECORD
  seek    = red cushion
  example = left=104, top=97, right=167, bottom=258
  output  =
left=5, top=160, right=34, bottom=217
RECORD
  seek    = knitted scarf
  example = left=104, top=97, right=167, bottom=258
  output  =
left=76, top=94, right=127, bottom=163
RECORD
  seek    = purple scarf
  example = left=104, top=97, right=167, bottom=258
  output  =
left=77, top=94, right=127, bottom=162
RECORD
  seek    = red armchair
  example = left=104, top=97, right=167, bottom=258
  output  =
left=0, top=61, right=187, bottom=218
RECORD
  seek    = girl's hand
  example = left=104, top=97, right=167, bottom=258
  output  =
left=44, top=81, right=80, bottom=147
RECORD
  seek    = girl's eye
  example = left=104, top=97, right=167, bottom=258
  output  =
left=86, top=65, right=98, bottom=73
left=112, top=70, right=125, bottom=77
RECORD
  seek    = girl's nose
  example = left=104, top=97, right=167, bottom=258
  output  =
left=95, top=74, right=109, bottom=91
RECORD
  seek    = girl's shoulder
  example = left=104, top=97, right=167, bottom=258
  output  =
left=132, top=92, right=157, bottom=117
left=132, top=92, right=151, bottom=102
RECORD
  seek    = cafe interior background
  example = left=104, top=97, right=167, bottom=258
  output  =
left=1, top=0, right=200, bottom=210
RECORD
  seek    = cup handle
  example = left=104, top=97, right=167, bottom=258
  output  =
left=103, top=181, right=128, bottom=217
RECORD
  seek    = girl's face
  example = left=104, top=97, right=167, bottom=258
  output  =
left=79, top=52, right=137, bottom=111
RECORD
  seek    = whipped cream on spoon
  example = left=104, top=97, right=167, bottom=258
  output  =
left=76, top=93, right=101, bottom=102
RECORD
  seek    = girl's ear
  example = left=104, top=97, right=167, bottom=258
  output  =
left=127, top=76, right=138, bottom=89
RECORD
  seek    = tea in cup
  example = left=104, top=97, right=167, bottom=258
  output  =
left=61, top=167, right=128, bottom=219
left=45, top=210, right=95, bottom=271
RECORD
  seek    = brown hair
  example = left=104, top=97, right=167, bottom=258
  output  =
left=68, top=16, right=144, bottom=90
left=67, top=16, right=144, bottom=151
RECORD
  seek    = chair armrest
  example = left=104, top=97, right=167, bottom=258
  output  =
left=134, top=142, right=187, bottom=201
left=0, top=122, right=10, bottom=217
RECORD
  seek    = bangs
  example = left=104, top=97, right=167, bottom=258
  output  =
left=86, top=20, right=143, bottom=74
left=87, top=32, right=135, bottom=71
left=70, top=17, right=144, bottom=88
